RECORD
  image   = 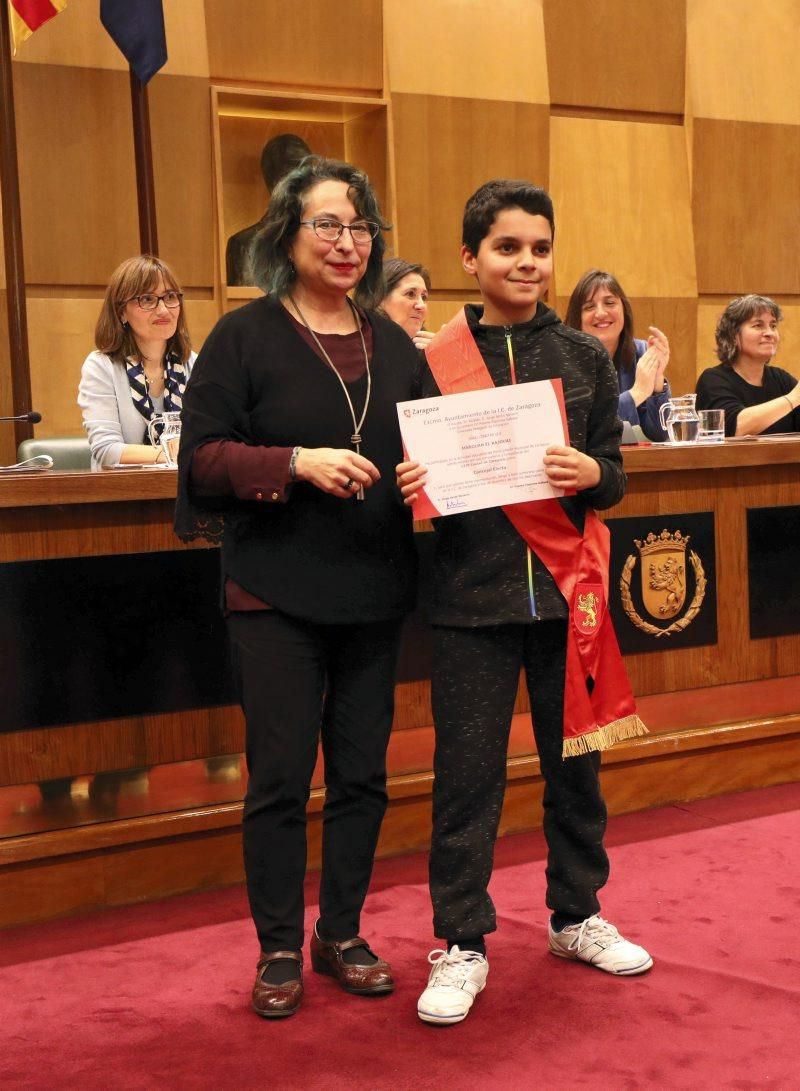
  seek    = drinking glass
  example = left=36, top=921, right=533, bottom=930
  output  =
left=698, top=408, right=725, bottom=444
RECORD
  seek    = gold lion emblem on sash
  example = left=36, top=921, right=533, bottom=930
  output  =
left=577, top=591, right=599, bottom=628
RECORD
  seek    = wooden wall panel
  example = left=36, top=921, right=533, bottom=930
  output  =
left=392, top=95, right=549, bottom=290
left=160, top=0, right=211, bottom=78
left=550, top=116, right=696, bottom=300
left=692, top=119, right=800, bottom=295
left=27, top=297, right=101, bottom=438
left=425, top=299, right=468, bottom=335
left=183, top=299, right=222, bottom=353
left=344, top=111, right=389, bottom=219
left=13, top=65, right=139, bottom=286
left=688, top=0, right=800, bottom=124
left=384, top=0, right=548, bottom=103
left=150, top=76, right=215, bottom=288
left=543, top=0, right=686, bottom=115
left=9, top=50, right=219, bottom=437
left=204, top=0, right=383, bottom=93
left=10, top=0, right=210, bottom=77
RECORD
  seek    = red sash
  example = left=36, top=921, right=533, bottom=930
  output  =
left=425, top=310, right=647, bottom=758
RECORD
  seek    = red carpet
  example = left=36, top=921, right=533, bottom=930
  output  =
left=1, top=783, right=799, bottom=1090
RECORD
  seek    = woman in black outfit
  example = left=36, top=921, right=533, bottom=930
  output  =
left=176, top=158, right=418, bottom=1019
left=696, top=294, right=800, bottom=435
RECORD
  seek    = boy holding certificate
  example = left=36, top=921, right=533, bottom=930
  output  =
left=397, top=180, right=651, bottom=1026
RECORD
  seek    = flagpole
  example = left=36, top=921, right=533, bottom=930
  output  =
left=0, top=0, right=35, bottom=453
left=129, top=67, right=159, bottom=255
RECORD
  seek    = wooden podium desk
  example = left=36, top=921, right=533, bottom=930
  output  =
left=0, top=445, right=798, bottom=927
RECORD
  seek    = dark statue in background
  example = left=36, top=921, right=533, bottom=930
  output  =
left=225, top=133, right=312, bottom=286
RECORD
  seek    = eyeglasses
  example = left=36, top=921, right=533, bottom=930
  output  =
left=300, top=218, right=380, bottom=243
left=123, top=290, right=184, bottom=311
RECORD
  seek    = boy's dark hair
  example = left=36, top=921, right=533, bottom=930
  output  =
left=462, top=180, right=555, bottom=256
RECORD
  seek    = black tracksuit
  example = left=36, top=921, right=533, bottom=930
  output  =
left=421, top=303, right=625, bottom=941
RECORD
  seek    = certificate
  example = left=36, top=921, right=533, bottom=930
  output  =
left=397, top=379, right=570, bottom=519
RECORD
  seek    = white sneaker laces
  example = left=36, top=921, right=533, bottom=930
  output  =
left=565, top=915, right=620, bottom=954
left=427, top=948, right=483, bottom=987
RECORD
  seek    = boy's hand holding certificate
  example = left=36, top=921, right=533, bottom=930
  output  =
left=397, top=378, right=572, bottom=520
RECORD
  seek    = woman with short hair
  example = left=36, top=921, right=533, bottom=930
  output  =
left=78, top=255, right=194, bottom=469
left=565, top=269, right=670, bottom=441
left=696, top=294, right=800, bottom=436
left=176, top=157, right=418, bottom=1020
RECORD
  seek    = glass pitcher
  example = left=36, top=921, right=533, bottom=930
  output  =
left=658, top=394, right=700, bottom=445
left=147, top=411, right=182, bottom=467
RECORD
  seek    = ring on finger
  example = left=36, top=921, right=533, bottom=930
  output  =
left=343, top=477, right=357, bottom=491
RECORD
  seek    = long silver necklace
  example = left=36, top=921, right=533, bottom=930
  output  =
left=288, top=294, right=371, bottom=500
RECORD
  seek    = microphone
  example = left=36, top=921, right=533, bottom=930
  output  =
left=0, top=411, right=42, bottom=423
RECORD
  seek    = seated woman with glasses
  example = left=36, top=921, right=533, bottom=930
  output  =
left=176, top=157, right=418, bottom=1020
left=78, top=255, right=195, bottom=469
left=375, top=257, right=434, bottom=349
left=564, top=269, right=671, bottom=441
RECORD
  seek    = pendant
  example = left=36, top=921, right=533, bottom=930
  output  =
left=351, top=434, right=364, bottom=500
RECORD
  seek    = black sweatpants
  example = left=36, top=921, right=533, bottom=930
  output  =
left=429, top=620, right=609, bottom=941
left=228, top=610, right=404, bottom=952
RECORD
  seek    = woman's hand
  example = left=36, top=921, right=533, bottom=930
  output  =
left=543, top=446, right=601, bottom=491
left=630, top=349, right=661, bottom=406
left=411, top=329, right=436, bottom=350
left=647, top=326, right=670, bottom=392
left=396, top=459, right=427, bottom=505
left=295, top=447, right=380, bottom=498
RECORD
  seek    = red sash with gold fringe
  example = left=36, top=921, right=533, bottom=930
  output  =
left=424, top=310, right=647, bottom=757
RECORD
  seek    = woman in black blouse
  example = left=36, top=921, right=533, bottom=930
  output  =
left=176, top=158, right=418, bottom=1019
left=696, top=294, right=800, bottom=436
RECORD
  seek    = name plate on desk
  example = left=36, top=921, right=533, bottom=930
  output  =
left=607, top=513, right=718, bottom=654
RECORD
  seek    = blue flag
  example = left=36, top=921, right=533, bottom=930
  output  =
left=100, top=0, right=167, bottom=84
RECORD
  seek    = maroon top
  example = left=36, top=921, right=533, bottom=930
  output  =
left=190, top=307, right=374, bottom=611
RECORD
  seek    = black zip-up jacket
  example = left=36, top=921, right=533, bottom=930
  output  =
left=418, top=303, right=625, bottom=626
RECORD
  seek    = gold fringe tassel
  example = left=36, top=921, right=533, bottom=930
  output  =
left=562, top=714, right=648, bottom=759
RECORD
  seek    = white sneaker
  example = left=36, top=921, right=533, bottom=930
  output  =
left=548, top=915, right=653, bottom=975
left=417, top=946, right=489, bottom=1025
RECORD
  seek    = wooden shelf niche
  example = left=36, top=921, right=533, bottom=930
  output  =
left=211, top=86, right=390, bottom=308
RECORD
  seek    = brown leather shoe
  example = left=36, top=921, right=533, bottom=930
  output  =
left=310, top=926, right=394, bottom=995
left=251, top=950, right=303, bottom=1018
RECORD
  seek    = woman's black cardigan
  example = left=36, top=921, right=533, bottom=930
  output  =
left=175, top=295, right=418, bottom=625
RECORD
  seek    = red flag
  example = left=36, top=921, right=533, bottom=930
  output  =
left=8, top=0, right=67, bottom=52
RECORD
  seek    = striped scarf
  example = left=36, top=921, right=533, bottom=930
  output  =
left=126, top=351, right=188, bottom=444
